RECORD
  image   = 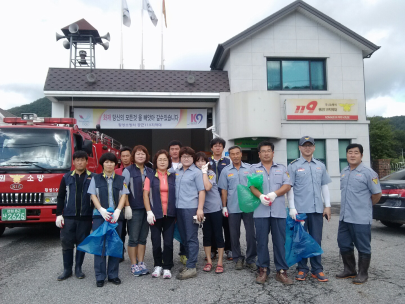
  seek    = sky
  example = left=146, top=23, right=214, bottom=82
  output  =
left=0, top=0, right=404, bottom=117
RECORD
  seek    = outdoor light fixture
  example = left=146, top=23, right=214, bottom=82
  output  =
left=79, top=50, right=87, bottom=65
left=21, top=113, right=37, bottom=120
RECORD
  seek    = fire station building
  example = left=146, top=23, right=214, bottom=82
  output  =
left=44, top=0, right=380, bottom=202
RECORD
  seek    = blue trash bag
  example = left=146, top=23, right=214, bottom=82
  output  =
left=173, top=222, right=182, bottom=244
left=77, top=207, right=123, bottom=258
left=285, top=208, right=324, bottom=267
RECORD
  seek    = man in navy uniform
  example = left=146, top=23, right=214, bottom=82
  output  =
left=56, top=150, right=94, bottom=281
left=287, top=136, right=332, bottom=282
left=337, top=143, right=381, bottom=284
left=209, top=137, right=232, bottom=260
left=249, top=141, right=292, bottom=285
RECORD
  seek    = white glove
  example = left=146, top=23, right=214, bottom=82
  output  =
left=177, top=163, right=183, bottom=169
left=124, top=206, right=132, bottom=220
left=201, top=163, right=209, bottom=174
left=289, top=208, right=298, bottom=220
left=260, top=194, right=271, bottom=206
left=55, top=215, right=64, bottom=228
left=111, top=209, right=121, bottom=223
left=99, top=207, right=112, bottom=221
left=266, top=192, right=278, bottom=202
left=222, top=207, right=228, bottom=217
left=147, top=210, right=156, bottom=225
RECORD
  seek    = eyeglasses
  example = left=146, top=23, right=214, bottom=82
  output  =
left=181, top=155, right=192, bottom=160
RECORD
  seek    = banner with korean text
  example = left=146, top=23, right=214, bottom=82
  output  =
left=285, top=99, right=358, bottom=120
left=74, top=108, right=207, bottom=129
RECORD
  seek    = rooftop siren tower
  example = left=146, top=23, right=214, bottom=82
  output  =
left=56, top=19, right=110, bottom=69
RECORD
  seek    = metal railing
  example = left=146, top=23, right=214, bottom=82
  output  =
left=84, top=131, right=122, bottom=150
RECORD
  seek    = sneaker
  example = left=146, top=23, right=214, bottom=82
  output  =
left=246, top=262, right=258, bottom=271
left=152, top=266, right=163, bottom=278
left=296, top=271, right=308, bottom=281
left=235, top=259, right=244, bottom=270
left=180, top=255, right=188, bottom=265
left=163, top=269, right=172, bottom=279
left=176, top=268, right=197, bottom=280
left=312, top=272, right=329, bottom=282
left=139, top=262, right=149, bottom=275
left=131, top=264, right=142, bottom=276
left=226, top=250, right=233, bottom=261
left=276, top=269, right=293, bottom=285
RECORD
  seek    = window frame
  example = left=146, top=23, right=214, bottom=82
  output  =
left=286, top=139, right=327, bottom=167
left=338, top=139, right=351, bottom=172
left=267, top=58, right=327, bottom=91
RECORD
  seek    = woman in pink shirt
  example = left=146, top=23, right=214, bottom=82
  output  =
left=143, top=150, right=176, bottom=279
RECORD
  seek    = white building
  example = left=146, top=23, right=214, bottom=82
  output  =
left=45, top=1, right=379, bottom=202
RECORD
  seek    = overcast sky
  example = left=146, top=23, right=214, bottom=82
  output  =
left=0, top=0, right=404, bottom=117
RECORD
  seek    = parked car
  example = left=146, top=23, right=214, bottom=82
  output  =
left=373, top=169, right=405, bottom=228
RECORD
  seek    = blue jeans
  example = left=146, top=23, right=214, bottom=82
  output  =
left=127, top=208, right=149, bottom=247
left=176, top=208, right=199, bottom=268
left=297, top=213, right=324, bottom=274
left=337, top=221, right=371, bottom=255
left=93, top=217, right=123, bottom=281
left=254, top=217, right=288, bottom=271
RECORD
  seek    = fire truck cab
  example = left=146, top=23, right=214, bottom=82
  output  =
left=0, top=114, right=122, bottom=236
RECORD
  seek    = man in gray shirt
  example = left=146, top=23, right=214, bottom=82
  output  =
left=336, top=143, right=381, bottom=284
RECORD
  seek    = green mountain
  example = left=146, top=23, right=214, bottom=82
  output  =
left=7, top=97, right=51, bottom=117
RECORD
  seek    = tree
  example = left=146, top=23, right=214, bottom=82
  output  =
left=369, top=117, right=398, bottom=160
left=7, top=97, right=51, bottom=117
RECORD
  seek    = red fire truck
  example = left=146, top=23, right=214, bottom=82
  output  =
left=0, top=114, right=122, bottom=236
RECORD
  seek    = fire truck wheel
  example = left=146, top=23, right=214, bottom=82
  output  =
left=0, top=225, right=5, bottom=237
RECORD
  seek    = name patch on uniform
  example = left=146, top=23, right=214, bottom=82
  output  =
left=297, top=168, right=305, bottom=172
left=275, top=169, right=281, bottom=172
left=244, top=171, right=249, bottom=174
left=228, top=173, right=234, bottom=177
left=356, top=174, right=362, bottom=177
left=256, top=170, right=263, bottom=173
left=221, top=163, right=226, bottom=165
left=316, top=167, right=322, bottom=170
left=372, top=177, right=378, bottom=184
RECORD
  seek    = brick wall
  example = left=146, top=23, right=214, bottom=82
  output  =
left=372, top=159, right=391, bottom=179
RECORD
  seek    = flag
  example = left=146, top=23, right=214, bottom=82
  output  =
left=122, top=0, right=131, bottom=27
left=162, top=0, right=167, bottom=27
left=144, top=0, right=158, bottom=26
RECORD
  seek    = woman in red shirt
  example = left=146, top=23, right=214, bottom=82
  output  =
left=143, top=150, right=176, bottom=279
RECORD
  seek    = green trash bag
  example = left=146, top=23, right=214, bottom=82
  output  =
left=237, top=174, right=263, bottom=213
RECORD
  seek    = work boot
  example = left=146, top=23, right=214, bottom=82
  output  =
left=235, top=259, right=244, bottom=270
left=75, top=250, right=86, bottom=279
left=176, top=268, right=197, bottom=280
left=246, top=262, right=258, bottom=271
left=57, top=249, right=73, bottom=281
left=255, top=267, right=268, bottom=284
left=353, top=254, right=371, bottom=284
left=276, top=269, right=293, bottom=285
left=336, top=251, right=357, bottom=279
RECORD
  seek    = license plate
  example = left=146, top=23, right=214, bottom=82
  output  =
left=1, top=208, right=27, bottom=221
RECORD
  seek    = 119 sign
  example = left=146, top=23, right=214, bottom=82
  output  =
left=294, top=101, right=318, bottom=114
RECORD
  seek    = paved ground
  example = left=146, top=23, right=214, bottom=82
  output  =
left=0, top=208, right=404, bottom=304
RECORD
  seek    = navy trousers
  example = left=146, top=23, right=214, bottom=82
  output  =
left=176, top=208, right=199, bottom=268
left=337, top=220, right=371, bottom=255
left=60, top=218, right=92, bottom=250
left=254, top=217, right=288, bottom=271
left=228, top=212, right=257, bottom=264
left=93, top=217, right=123, bottom=281
left=297, top=212, right=324, bottom=274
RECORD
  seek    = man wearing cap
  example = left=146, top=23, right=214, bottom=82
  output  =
left=336, top=143, right=381, bottom=284
left=287, top=136, right=332, bottom=282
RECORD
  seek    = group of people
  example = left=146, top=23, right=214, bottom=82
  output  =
left=55, top=135, right=381, bottom=288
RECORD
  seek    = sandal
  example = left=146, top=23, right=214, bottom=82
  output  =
left=215, top=265, right=224, bottom=274
left=203, top=263, right=213, bottom=272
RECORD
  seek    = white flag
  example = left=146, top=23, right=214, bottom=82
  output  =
left=143, top=0, right=158, bottom=26
left=122, top=0, right=131, bottom=27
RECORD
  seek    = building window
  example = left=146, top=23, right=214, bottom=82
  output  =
left=287, top=139, right=326, bottom=165
left=267, top=59, right=326, bottom=90
left=339, top=139, right=351, bottom=172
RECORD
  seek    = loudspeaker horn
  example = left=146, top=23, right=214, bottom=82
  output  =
left=100, top=42, right=109, bottom=50
left=100, top=32, right=110, bottom=41
left=69, top=23, right=79, bottom=34
left=56, top=32, right=66, bottom=41
left=63, top=40, right=70, bottom=49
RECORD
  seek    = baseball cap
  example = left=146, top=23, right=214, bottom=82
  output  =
left=299, top=136, right=315, bottom=146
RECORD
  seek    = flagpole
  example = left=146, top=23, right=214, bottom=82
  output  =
left=140, top=0, right=144, bottom=69
left=160, top=1, right=164, bottom=70
left=120, top=0, right=123, bottom=69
